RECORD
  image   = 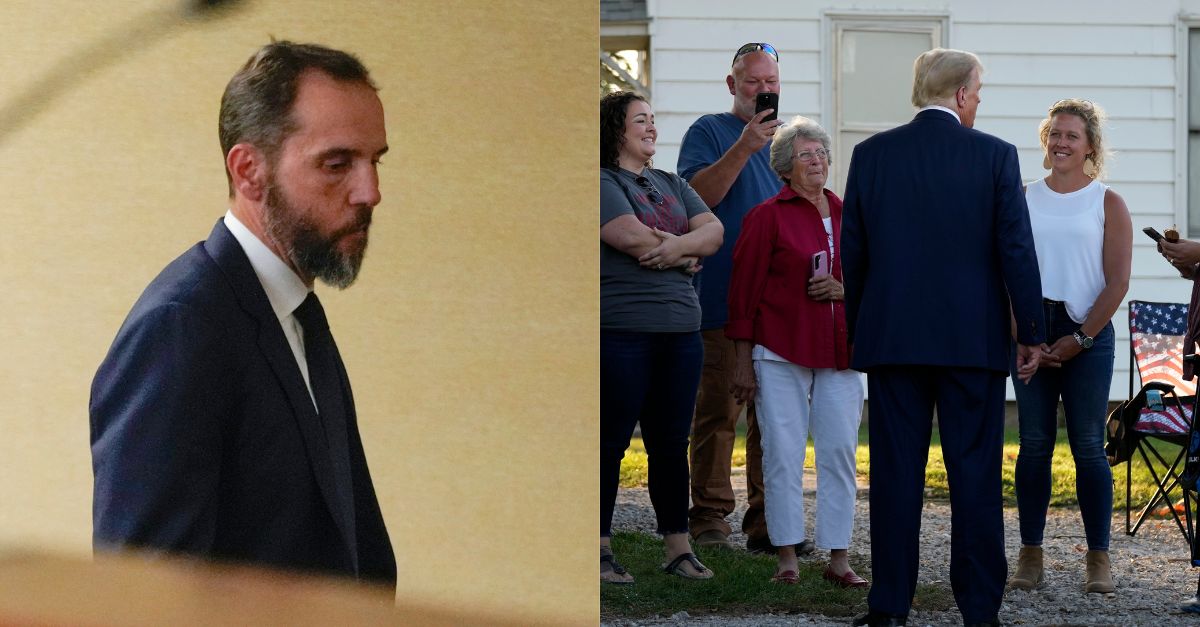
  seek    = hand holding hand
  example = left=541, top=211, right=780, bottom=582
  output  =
left=807, top=274, right=844, bottom=301
left=1015, top=343, right=1041, bottom=384
left=1046, top=335, right=1083, bottom=364
left=1037, top=342, right=1062, bottom=368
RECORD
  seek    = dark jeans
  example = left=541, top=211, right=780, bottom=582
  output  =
left=601, top=329, right=703, bottom=537
left=1010, top=300, right=1115, bottom=551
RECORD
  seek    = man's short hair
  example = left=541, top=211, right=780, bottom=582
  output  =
left=218, top=41, right=377, bottom=194
left=911, top=48, right=981, bottom=108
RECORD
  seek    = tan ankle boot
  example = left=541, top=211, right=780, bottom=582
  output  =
left=1008, top=545, right=1044, bottom=590
left=1085, top=550, right=1115, bottom=593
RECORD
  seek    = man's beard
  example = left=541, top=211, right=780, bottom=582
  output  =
left=262, top=181, right=372, bottom=289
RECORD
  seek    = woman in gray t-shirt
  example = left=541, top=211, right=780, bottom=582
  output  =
left=599, top=91, right=723, bottom=584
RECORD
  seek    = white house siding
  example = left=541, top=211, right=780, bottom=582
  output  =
left=641, top=0, right=1199, bottom=399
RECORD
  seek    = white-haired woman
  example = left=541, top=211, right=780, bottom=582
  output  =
left=1007, top=99, right=1131, bottom=594
left=726, top=116, right=866, bottom=587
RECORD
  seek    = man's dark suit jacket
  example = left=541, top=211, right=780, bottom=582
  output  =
left=841, top=108, right=1045, bottom=369
left=90, top=220, right=396, bottom=587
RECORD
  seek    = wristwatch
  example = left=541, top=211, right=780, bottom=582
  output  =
left=1072, top=329, right=1094, bottom=349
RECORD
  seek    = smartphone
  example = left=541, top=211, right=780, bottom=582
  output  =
left=755, top=92, right=779, bottom=122
left=811, top=250, right=829, bottom=277
left=1143, top=227, right=1165, bottom=243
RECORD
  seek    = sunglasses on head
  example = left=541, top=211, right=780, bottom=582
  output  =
left=635, top=176, right=664, bottom=206
left=733, top=42, right=778, bottom=65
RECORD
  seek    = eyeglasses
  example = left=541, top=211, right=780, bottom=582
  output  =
left=635, top=176, right=664, bottom=205
left=733, top=42, right=778, bottom=66
left=793, top=148, right=830, bottom=163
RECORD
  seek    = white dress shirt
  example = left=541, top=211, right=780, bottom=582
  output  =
left=918, top=104, right=961, bottom=124
left=223, top=210, right=318, bottom=409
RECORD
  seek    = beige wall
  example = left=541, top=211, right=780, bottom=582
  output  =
left=0, top=0, right=596, bottom=623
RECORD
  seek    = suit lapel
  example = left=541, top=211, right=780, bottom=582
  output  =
left=202, top=220, right=360, bottom=572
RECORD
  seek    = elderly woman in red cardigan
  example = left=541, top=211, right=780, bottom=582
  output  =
left=726, top=115, right=866, bottom=587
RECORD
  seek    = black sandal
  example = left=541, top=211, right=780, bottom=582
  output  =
left=662, top=552, right=713, bottom=580
left=601, top=548, right=634, bottom=584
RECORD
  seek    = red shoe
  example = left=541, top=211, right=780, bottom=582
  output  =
left=823, top=566, right=869, bottom=588
left=771, top=569, right=799, bottom=584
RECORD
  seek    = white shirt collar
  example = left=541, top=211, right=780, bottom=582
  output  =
left=223, top=210, right=311, bottom=321
left=918, top=105, right=961, bottom=124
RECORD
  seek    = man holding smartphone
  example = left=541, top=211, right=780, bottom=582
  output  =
left=676, top=42, right=787, bottom=554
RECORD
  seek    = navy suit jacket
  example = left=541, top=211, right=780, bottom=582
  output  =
left=841, top=109, right=1045, bottom=372
left=90, top=220, right=396, bottom=586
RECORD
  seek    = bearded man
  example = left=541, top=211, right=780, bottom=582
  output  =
left=89, top=41, right=396, bottom=587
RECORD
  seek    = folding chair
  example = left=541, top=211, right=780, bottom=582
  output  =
left=1118, top=300, right=1196, bottom=541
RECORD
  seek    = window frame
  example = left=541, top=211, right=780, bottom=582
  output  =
left=822, top=12, right=949, bottom=194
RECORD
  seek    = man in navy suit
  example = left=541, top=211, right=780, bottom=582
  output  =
left=90, top=41, right=395, bottom=586
left=841, top=48, right=1045, bottom=626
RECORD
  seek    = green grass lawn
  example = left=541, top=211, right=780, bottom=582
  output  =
left=604, top=422, right=1181, bottom=620
left=619, top=423, right=1177, bottom=509
left=601, top=531, right=956, bottom=620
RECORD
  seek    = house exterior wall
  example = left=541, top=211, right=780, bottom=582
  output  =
left=639, top=0, right=1200, bottom=399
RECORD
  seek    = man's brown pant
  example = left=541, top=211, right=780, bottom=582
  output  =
left=688, top=329, right=767, bottom=540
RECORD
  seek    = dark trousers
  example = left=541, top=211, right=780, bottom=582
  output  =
left=866, top=366, right=1007, bottom=624
left=601, top=329, right=703, bottom=537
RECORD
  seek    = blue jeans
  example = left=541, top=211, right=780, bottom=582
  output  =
left=1010, top=300, right=1115, bottom=551
left=600, top=329, right=703, bottom=537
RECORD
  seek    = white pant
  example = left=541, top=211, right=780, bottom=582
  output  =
left=753, top=356, right=864, bottom=549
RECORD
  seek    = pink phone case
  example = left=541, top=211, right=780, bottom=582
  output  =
left=812, top=251, right=829, bottom=277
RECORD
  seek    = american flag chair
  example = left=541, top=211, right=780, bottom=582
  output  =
left=1120, top=300, right=1196, bottom=542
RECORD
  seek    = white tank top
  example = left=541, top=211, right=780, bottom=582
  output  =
left=1025, top=177, right=1108, bottom=324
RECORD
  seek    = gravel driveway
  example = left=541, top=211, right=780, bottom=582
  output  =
left=605, top=470, right=1200, bottom=626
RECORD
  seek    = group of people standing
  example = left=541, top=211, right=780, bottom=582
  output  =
left=601, top=43, right=1135, bottom=627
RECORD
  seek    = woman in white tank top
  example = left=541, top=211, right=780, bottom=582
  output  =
left=1007, top=99, right=1132, bottom=595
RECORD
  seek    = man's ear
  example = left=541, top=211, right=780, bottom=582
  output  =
left=227, top=143, right=267, bottom=202
left=727, top=74, right=736, bottom=95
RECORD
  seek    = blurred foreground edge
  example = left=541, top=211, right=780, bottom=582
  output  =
left=0, top=550, right=532, bottom=626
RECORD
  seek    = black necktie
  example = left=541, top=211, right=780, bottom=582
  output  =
left=293, top=292, right=355, bottom=535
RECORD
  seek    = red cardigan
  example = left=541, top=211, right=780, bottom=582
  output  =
left=724, top=185, right=850, bottom=370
